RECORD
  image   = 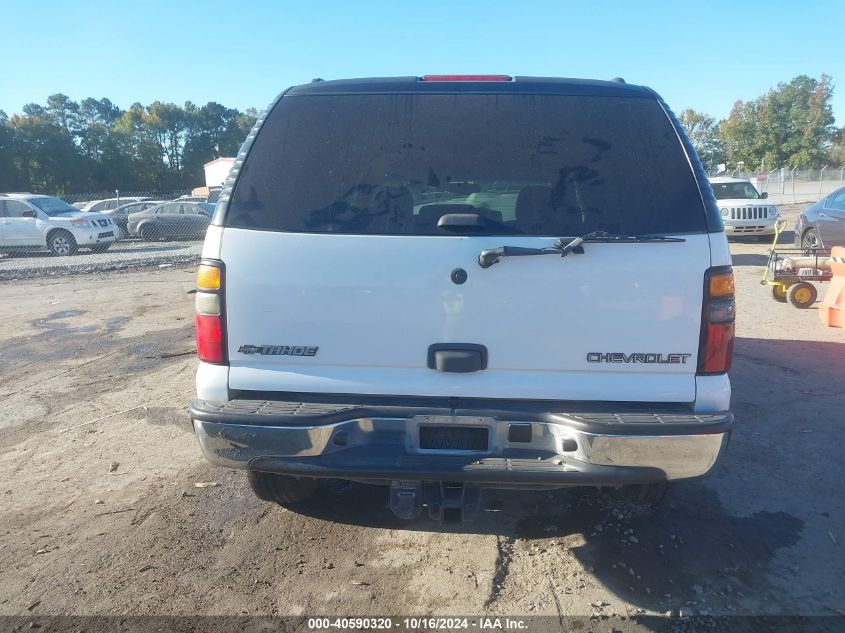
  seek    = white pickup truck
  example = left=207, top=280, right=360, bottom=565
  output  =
left=189, top=76, right=735, bottom=524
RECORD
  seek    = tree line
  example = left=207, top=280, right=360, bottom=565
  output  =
left=0, top=95, right=257, bottom=194
left=1, top=76, right=842, bottom=195
left=679, top=74, right=844, bottom=173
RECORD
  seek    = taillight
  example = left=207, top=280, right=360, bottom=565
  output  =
left=195, top=260, right=226, bottom=364
left=698, top=267, right=735, bottom=374
left=420, top=75, right=512, bottom=82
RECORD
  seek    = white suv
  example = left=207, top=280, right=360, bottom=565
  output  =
left=709, top=177, right=779, bottom=240
left=189, top=76, right=735, bottom=523
left=0, top=193, right=117, bottom=256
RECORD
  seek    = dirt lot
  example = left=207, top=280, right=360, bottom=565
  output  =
left=1, top=206, right=843, bottom=627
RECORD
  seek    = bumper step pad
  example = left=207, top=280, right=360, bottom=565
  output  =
left=192, top=397, right=732, bottom=436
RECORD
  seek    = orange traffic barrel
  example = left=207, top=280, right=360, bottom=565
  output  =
left=819, top=246, right=845, bottom=328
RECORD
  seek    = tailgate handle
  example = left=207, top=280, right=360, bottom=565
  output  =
left=428, top=344, right=488, bottom=373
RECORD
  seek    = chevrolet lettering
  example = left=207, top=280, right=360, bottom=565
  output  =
left=586, top=352, right=692, bottom=364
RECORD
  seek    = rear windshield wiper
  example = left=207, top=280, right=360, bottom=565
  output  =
left=477, top=232, right=685, bottom=268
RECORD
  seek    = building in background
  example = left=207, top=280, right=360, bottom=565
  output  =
left=192, top=157, right=236, bottom=198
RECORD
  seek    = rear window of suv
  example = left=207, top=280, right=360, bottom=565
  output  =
left=226, top=94, right=706, bottom=236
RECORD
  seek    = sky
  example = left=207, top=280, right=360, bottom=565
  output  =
left=1, top=0, right=844, bottom=124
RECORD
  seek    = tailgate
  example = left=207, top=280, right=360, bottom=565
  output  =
left=223, top=229, right=708, bottom=403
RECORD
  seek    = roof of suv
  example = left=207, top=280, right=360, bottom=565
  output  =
left=286, top=76, right=652, bottom=97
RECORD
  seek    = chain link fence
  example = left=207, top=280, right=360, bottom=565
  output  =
left=0, top=190, right=208, bottom=281
left=732, top=167, right=845, bottom=204
left=59, top=190, right=191, bottom=206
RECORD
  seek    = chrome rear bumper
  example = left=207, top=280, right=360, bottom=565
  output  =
left=191, top=398, right=732, bottom=485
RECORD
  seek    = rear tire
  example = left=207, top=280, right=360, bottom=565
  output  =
left=787, top=282, right=817, bottom=309
left=47, top=230, right=78, bottom=256
left=139, top=224, right=156, bottom=241
left=617, top=482, right=668, bottom=507
left=247, top=470, right=321, bottom=505
left=801, top=229, right=822, bottom=254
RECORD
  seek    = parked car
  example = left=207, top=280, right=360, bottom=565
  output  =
left=105, top=200, right=166, bottom=237
left=708, top=176, right=779, bottom=241
left=78, top=196, right=151, bottom=213
left=0, top=193, right=117, bottom=255
left=127, top=201, right=214, bottom=240
left=794, top=186, right=845, bottom=251
left=188, top=75, right=735, bottom=523
left=176, top=195, right=208, bottom=203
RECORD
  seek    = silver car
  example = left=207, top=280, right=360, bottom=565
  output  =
left=106, top=200, right=166, bottom=237
left=795, top=186, right=845, bottom=251
left=127, top=201, right=214, bottom=240
left=78, top=196, right=151, bottom=213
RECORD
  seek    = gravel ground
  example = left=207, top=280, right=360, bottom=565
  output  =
left=1, top=206, right=843, bottom=630
left=0, top=239, right=202, bottom=281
